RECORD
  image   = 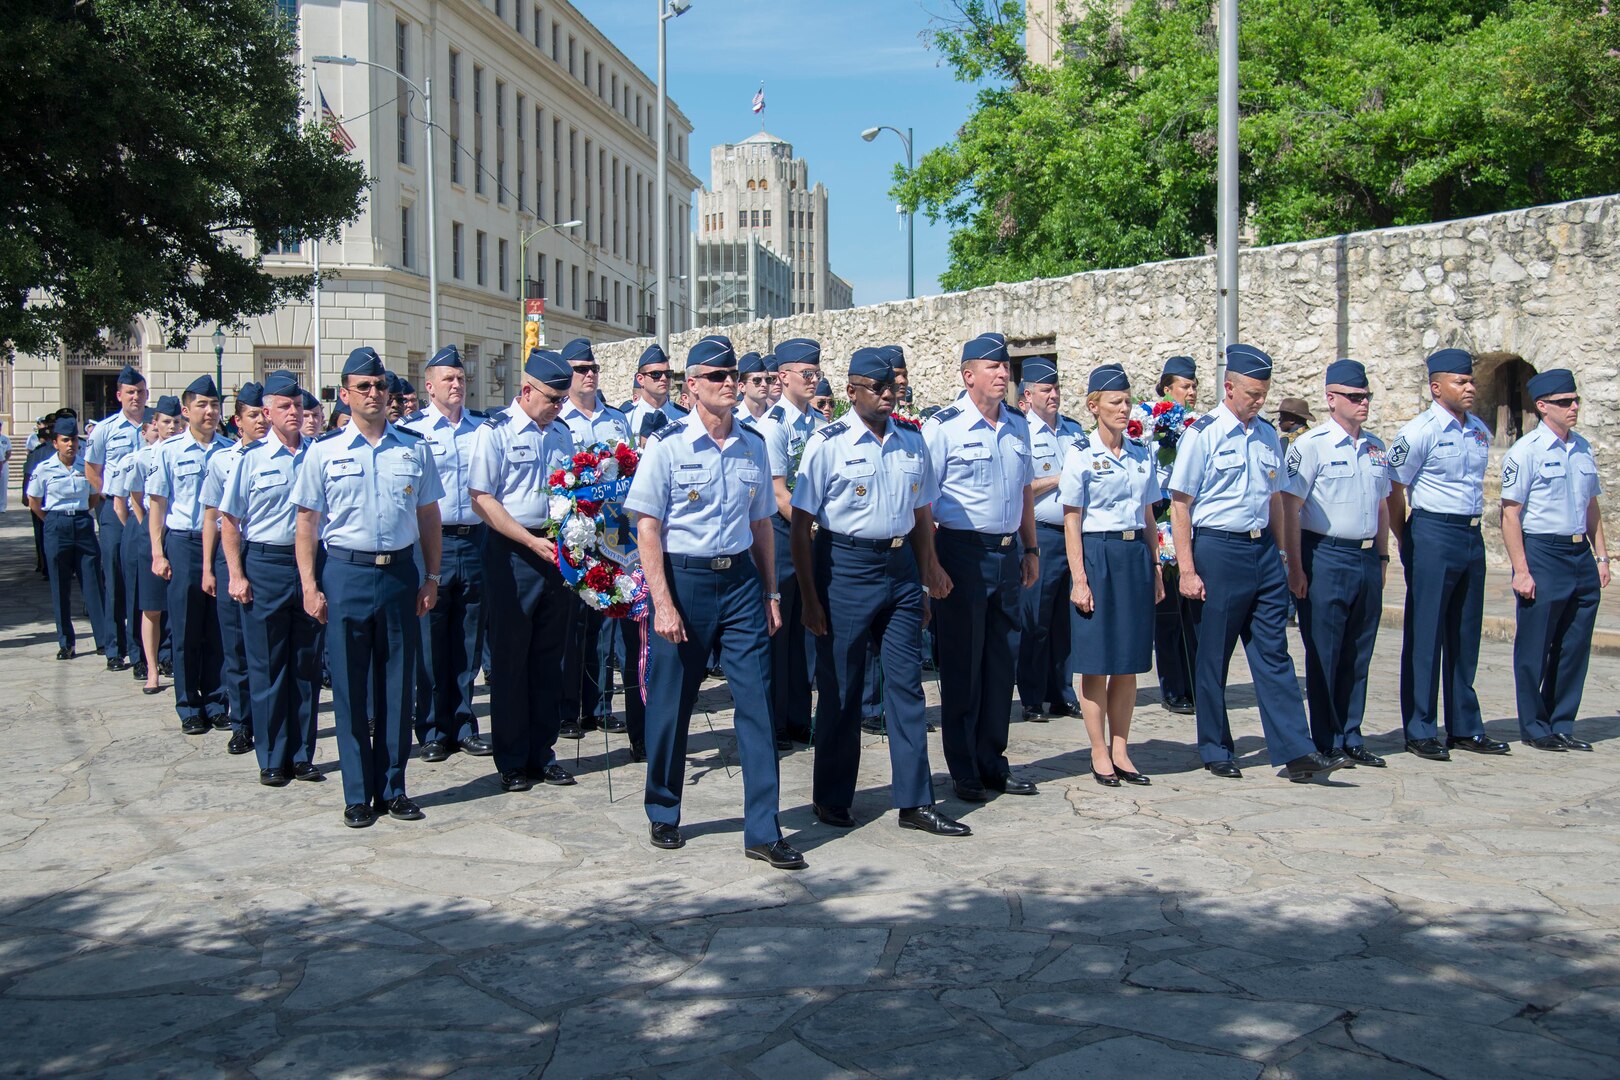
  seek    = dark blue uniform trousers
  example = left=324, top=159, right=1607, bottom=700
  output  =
left=122, top=515, right=171, bottom=664
left=164, top=530, right=226, bottom=726
left=770, top=515, right=816, bottom=738
left=242, top=544, right=321, bottom=772
left=483, top=532, right=572, bottom=775
left=561, top=598, right=605, bottom=724
left=861, top=647, right=884, bottom=723
left=213, top=546, right=253, bottom=737
left=416, top=529, right=485, bottom=746
left=1514, top=535, right=1600, bottom=740
left=97, top=502, right=128, bottom=658
left=811, top=536, right=933, bottom=810
left=1017, top=523, right=1078, bottom=711
left=605, top=615, right=648, bottom=747
left=933, top=529, right=1021, bottom=786
left=1189, top=530, right=1315, bottom=765
left=44, top=511, right=107, bottom=652
left=323, top=549, right=419, bottom=805
left=1399, top=511, right=1486, bottom=740
left=1155, top=570, right=1199, bottom=702
left=1298, top=533, right=1382, bottom=752
left=644, top=555, right=781, bottom=848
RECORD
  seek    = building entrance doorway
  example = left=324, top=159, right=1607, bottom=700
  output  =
left=80, top=371, right=120, bottom=426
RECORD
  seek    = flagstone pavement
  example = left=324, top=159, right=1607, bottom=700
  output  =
left=0, top=512, right=1617, bottom=1079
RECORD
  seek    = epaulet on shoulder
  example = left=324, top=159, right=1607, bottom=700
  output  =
left=930, top=405, right=962, bottom=424
left=1255, top=415, right=1275, bottom=429
left=738, top=422, right=765, bottom=441
left=1189, top=413, right=1216, bottom=432
left=403, top=409, right=426, bottom=424
left=392, top=424, right=424, bottom=439
left=652, top=420, right=686, bottom=442
left=161, top=431, right=187, bottom=443
left=1073, top=429, right=1091, bottom=450
left=813, top=420, right=847, bottom=442
left=243, top=438, right=267, bottom=452
left=316, top=428, right=345, bottom=442
left=484, top=412, right=511, bottom=428
left=891, top=414, right=920, bottom=430
left=467, top=408, right=487, bottom=419
left=1363, top=430, right=1385, bottom=448
left=766, top=405, right=785, bottom=423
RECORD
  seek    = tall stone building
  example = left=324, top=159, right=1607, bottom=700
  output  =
left=692, top=132, right=852, bottom=328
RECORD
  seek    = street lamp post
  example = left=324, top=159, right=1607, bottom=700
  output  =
left=860, top=124, right=915, bottom=300
left=656, top=0, right=691, bottom=358
left=1214, top=0, right=1239, bottom=388
left=314, top=55, right=440, bottom=347
left=212, top=325, right=225, bottom=395
left=517, top=218, right=583, bottom=326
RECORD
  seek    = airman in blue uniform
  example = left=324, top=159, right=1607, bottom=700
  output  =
left=219, top=371, right=325, bottom=786
left=1387, top=348, right=1509, bottom=760
left=292, top=347, right=444, bottom=828
left=924, top=332, right=1041, bottom=802
left=83, top=364, right=147, bottom=670
left=1168, top=345, right=1346, bottom=782
left=1279, top=359, right=1392, bottom=768
left=147, top=375, right=233, bottom=736
left=625, top=344, right=689, bottom=436
left=1139, top=355, right=1201, bottom=714
left=735, top=351, right=772, bottom=429
left=625, top=336, right=804, bottom=869
left=109, top=400, right=176, bottom=689
left=1500, top=368, right=1608, bottom=752
left=791, top=348, right=969, bottom=837
left=27, top=418, right=109, bottom=659
left=399, top=345, right=494, bottom=763
left=203, top=381, right=267, bottom=757
left=469, top=348, right=580, bottom=794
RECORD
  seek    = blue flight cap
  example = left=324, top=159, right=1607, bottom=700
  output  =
left=116, top=364, right=146, bottom=387
left=762, top=352, right=779, bottom=373
left=184, top=374, right=220, bottom=399
left=426, top=344, right=462, bottom=369
left=1324, top=359, right=1368, bottom=388
left=1021, top=357, right=1059, bottom=386
left=384, top=371, right=404, bottom=395
left=332, top=401, right=351, bottom=417
left=884, top=345, right=907, bottom=371
left=343, top=347, right=385, bottom=378
left=638, top=344, right=669, bottom=369
left=398, top=379, right=415, bottom=397
left=738, top=351, right=764, bottom=375
left=236, top=381, right=265, bottom=408
left=299, top=389, right=319, bottom=410
left=153, top=395, right=182, bottom=417
left=1087, top=363, right=1131, bottom=393
left=814, top=377, right=832, bottom=397
left=1225, top=344, right=1274, bottom=380
left=523, top=348, right=574, bottom=391
left=961, top=333, right=1009, bottom=364
left=848, top=347, right=893, bottom=382
left=640, top=410, right=670, bottom=439
left=1527, top=368, right=1576, bottom=400
left=1162, top=355, right=1197, bottom=381
left=263, top=370, right=301, bottom=398
left=775, top=338, right=821, bottom=366
left=1426, top=348, right=1473, bottom=376
left=687, top=336, right=737, bottom=369
left=561, top=337, right=596, bottom=364
left=52, top=417, right=79, bottom=438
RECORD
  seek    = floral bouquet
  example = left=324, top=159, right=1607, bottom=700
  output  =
left=545, top=440, right=650, bottom=619
left=1129, top=400, right=1197, bottom=469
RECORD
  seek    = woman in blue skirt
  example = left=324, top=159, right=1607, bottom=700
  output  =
left=1060, top=364, right=1163, bottom=787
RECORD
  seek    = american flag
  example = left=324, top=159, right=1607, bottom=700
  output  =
left=751, top=86, right=765, bottom=114
left=320, top=89, right=357, bottom=152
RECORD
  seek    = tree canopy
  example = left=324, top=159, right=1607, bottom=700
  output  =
left=901, top=0, right=1620, bottom=292
left=1, top=0, right=368, bottom=355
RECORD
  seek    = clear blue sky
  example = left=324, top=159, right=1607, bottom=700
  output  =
left=570, top=0, right=982, bottom=307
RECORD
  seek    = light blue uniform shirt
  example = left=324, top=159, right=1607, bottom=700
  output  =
left=923, top=401, right=1034, bottom=534
left=625, top=419, right=773, bottom=557
left=1282, top=419, right=1391, bottom=540
left=467, top=402, right=576, bottom=528
left=219, top=436, right=308, bottom=546
left=106, top=438, right=153, bottom=501
left=1028, top=410, right=1086, bottom=525
left=290, top=424, right=443, bottom=550
left=1500, top=423, right=1602, bottom=536
left=761, top=398, right=827, bottom=498
left=400, top=402, right=485, bottom=527
left=1388, top=401, right=1491, bottom=516
left=626, top=398, right=688, bottom=438
left=1167, top=403, right=1286, bottom=532
left=735, top=403, right=770, bottom=431
left=201, top=439, right=251, bottom=515
left=83, top=410, right=144, bottom=495
left=790, top=417, right=938, bottom=539
left=27, top=456, right=93, bottom=511
left=147, top=430, right=234, bottom=531
left=559, top=399, right=633, bottom=448
left=1058, top=433, right=1159, bottom=532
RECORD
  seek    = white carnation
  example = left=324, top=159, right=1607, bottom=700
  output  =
left=599, top=457, right=619, bottom=480
left=580, top=588, right=602, bottom=607
left=563, top=516, right=596, bottom=549
left=614, top=574, right=635, bottom=597
left=548, top=495, right=572, bottom=522
left=563, top=470, right=577, bottom=486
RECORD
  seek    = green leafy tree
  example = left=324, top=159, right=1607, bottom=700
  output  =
left=1, top=0, right=368, bottom=354
left=902, top=0, right=1620, bottom=292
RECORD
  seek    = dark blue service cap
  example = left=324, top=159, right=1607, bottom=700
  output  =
left=116, top=364, right=146, bottom=386
left=1021, top=357, right=1059, bottom=386
left=427, top=344, right=462, bottom=369
left=263, top=370, right=301, bottom=398
left=52, top=417, right=79, bottom=438
left=1426, top=348, right=1473, bottom=376
left=343, top=347, right=385, bottom=378
left=1161, top=355, right=1197, bottom=381
left=299, top=389, right=319, bottom=410
left=1324, top=359, right=1368, bottom=388
left=961, top=333, right=1009, bottom=364
left=883, top=345, right=907, bottom=370
left=687, top=336, right=736, bottom=369
left=332, top=401, right=351, bottom=417
left=1225, top=344, right=1274, bottom=379
left=638, top=344, right=669, bottom=369
left=640, top=410, right=670, bottom=438
left=762, top=352, right=779, bottom=373
left=524, top=348, right=574, bottom=391
left=384, top=371, right=404, bottom=395
left=848, top=347, right=893, bottom=382
left=738, top=351, right=765, bottom=375
left=1087, top=363, right=1130, bottom=393
left=1527, top=368, right=1577, bottom=400
left=184, top=374, right=220, bottom=398
left=561, top=337, right=595, bottom=364
left=814, top=378, right=832, bottom=397
left=397, top=379, right=415, bottom=396
left=236, top=382, right=264, bottom=408
left=153, top=395, right=182, bottom=417
left=775, top=338, right=821, bottom=366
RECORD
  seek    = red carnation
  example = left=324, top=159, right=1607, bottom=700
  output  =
left=615, top=444, right=639, bottom=477
left=1151, top=401, right=1173, bottom=416
left=549, top=468, right=568, bottom=487
left=605, top=603, right=630, bottom=619
left=1182, top=414, right=1197, bottom=427
left=573, top=451, right=599, bottom=470
left=575, top=499, right=602, bottom=518
left=584, top=564, right=615, bottom=592
left=1126, top=419, right=1144, bottom=438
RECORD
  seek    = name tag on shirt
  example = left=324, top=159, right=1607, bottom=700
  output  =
left=327, top=459, right=361, bottom=478
left=507, top=444, right=537, bottom=463
left=1323, top=460, right=1354, bottom=478
left=1540, top=461, right=1567, bottom=479
left=175, top=461, right=202, bottom=478
left=957, top=443, right=992, bottom=462
left=253, top=469, right=288, bottom=488
left=1433, top=441, right=1462, bottom=459
left=1214, top=448, right=1242, bottom=470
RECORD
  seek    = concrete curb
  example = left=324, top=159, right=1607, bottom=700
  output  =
left=1379, top=604, right=1620, bottom=658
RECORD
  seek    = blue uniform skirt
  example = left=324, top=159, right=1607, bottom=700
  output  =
left=130, top=519, right=167, bottom=612
left=1072, top=532, right=1155, bottom=675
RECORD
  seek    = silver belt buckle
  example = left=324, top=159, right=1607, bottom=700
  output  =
left=1360, top=539, right=1373, bottom=549
left=375, top=553, right=393, bottom=566
left=998, top=535, right=1012, bottom=547
left=713, top=556, right=732, bottom=570
left=1248, top=529, right=1262, bottom=539
left=1122, top=529, right=1137, bottom=541
left=889, top=537, right=904, bottom=549
left=1468, top=516, right=1481, bottom=527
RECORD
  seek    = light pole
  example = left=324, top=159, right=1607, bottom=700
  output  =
left=656, top=0, right=691, bottom=358
left=861, top=124, right=915, bottom=300
left=1214, top=0, right=1239, bottom=389
left=517, top=218, right=583, bottom=321
left=314, top=54, right=440, bottom=347
left=212, top=325, right=225, bottom=395
left=637, top=270, right=684, bottom=335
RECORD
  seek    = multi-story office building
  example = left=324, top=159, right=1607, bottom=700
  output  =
left=691, top=239, right=794, bottom=327
left=7, top=0, right=697, bottom=423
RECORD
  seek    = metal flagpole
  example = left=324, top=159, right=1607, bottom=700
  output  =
left=1215, top=0, right=1240, bottom=389
left=311, top=239, right=322, bottom=398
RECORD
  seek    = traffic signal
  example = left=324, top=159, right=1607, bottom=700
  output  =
left=522, top=318, right=540, bottom=355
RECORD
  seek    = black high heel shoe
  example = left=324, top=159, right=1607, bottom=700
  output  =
left=1092, top=768, right=1121, bottom=787
left=1115, top=766, right=1152, bottom=786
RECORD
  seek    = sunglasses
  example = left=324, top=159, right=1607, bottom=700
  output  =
left=1542, top=396, right=1580, bottom=408
left=850, top=380, right=897, bottom=396
left=1330, top=391, right=1374, bottom=404
left=525, top=385, right=564, bottom=405
left=694, top=370, right=739, bottom=384
left=571, top=364, right=600, bottom=375
left=783, top=367, right=821, bottom=381
left=745, top=375, right=772, bottom=386
left=346, top=379, right=388, bottom=394
left=639, top=368, right=671, bottom=380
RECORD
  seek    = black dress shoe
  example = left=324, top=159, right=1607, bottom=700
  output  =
left=500, top=770, right=533, bottom=792
left=320, top=670, right=331, bottom=689
left=227, top=732, right=254, bottom=755
left=419, top=740, right=453, bottom=763
left=1115, top=767, right=1152, bottom=786
left=603, top=715, right=628, bottom=734
left=558, top=719, right=585, bottom=740
left=259, top=768, right=290, bottom=787
left=785, top=726, right=813, bottom=745
left=1344, top=746, right=1386, bottom=767
left=860, top=716, right=887, bottom=735
left=706, top=666, right=725, bottom=680
left=1523, top=735, right=1566, bottom=751
left=775, top=736, right=794, bottom=752
left=292, top=762, right=324, bottom=782
left=55, top=647, right=72, bottom=661
left=211, top=716, right=231, bottom=731
left=1448, top=734, right=1511, bottom=755
left=181, top=717, right=210, bottom=736
left=1092, top=768, right=1121, bottom=788
left=158, top=661, right=174, bottom=678
left=1021, top=706, right=1048, bottom=723
left=1205, top=760, right=1243, bottom=779
left=899, top=805, right=971, bottom=836
left=1555, top=733, right=1594, bottom=751
left=1049, top=702, right=1082, bottom=719
left=132, top=660, right=147, bottom=681
left=1405, top=738, right=1452, bottom=761
left=986, top=774, right=1039, bottom=796
left=540, top=762, right=576, bottom=786
left=1164, top=696, right=1196, bottom=715
left=650, top=822, right=685, bottom=849
left=458, top=734, right=493, bottom=756
left=745, top=839, right=807, bottom=869
left=383, top=795, right=424, bottom=821
left=1285, top=751, right=1347, bottom=782
left=107, top=656, right=131, bottom=672
left=953, top=781, right=988, bottom=802
left=343, top=803, right=375, bottom=828
left=813, top=803, right=856, bottom=828
left=630, top=742, right=647, bottom=763
left=142, top=685, right=164, bottom=696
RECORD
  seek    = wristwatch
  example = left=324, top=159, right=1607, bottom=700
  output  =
left=1597, top=556, right=1611, bottom=565
left=1023, top=547, right=1038, bottom=557
left=425, top=572, right=442, bottom=584
left=765, top=591, right=782, bottom=601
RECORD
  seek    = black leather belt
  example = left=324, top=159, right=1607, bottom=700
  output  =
left=443, top=523, right=482, bottom=537
left=1093, top=529, right=1144, bottom=541
left=1411, top=509, right=1482, bottom=528
left=326, top=544, right=413, bottom=566
left=1303, top=531, right=1375, bottom=550
left=1525, top=532, right=1588, bottom=546
left=246, top=541, right=295, bottom=554
left=1197, top=527, right=1270, bottom=543
left=938, top=527, right=1017, bottom=549
left=48, top=509, right=91, bottom=518
left=1036, top=521, right=1065, bottom=533
left=824, top=531, right=907, bottom=551
left=669, top=551, right=747, bottom=570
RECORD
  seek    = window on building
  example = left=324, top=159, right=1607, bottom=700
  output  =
left=746, top=180, right=756, bottom=191
left=495, top=79, right=506, bottom=204
left=611, top=73, right=618, bottom=109
left=265, top=230, right=300, bottom=255
left=568, top=128, right=577, bottom=222
left=514, top=1, right=522, bottom=34
left=763, top=209, right=771, bottom=227
left=495, top=0, right=505, bottom=19
left=515, top=92, right=526, bottom=211
left=395, top=21, right=410, bottom=165
left=452, top=222, right=464, bottom=279
left=582, top=48, right=591, bottom=86
left=808, top=273, right=814, bottom=290
left=807, top=211, right=814, bottom=229
left=570, top=265, right=579, bottom=310
left=274, top=0, right=297, bottom=31
left=597, top=62, right=604, bottom=98
left=448, top=48, right=462, bottom=185
left=476, top=230, right=487, bottom=285
left=750, top=210, right=760, bottom=228
left=473, top=65, right=485, bottom=196
left=759, top=179, right=768, bottom=191
left=498, top=238, right=508, bottom=293
left=567, top=35, right=575, bottom=76
left=551, top=22, right=559, bottom=61
left=400, top=205, right=413, bottom=268
left=534, top=6, right=543, bottom=49
left=554, top=257, right=563, bottom=304
left=552, top=118, right=562, bottom=221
